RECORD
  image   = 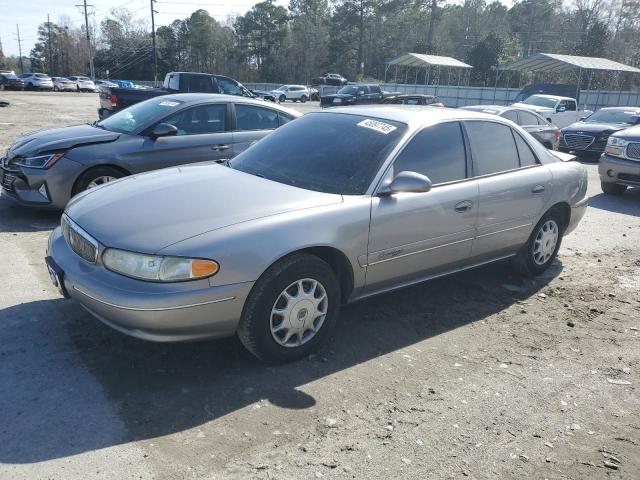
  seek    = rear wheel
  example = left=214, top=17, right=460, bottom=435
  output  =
left=601, top=182, right=627, bottom=196
left=237, top=253, right=341, bottom=363
left=279, top=94, right=286, bottom=103
left=512, top=210, right=563, bottom=276
left=73, top=166, right=125, bottom=196
left=300, top=95, right=308, bottom=103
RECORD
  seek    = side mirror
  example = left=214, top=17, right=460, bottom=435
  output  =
left=631, top=115, right=640, bottom=125
left=556, top=106, right=566, bottom=113
left=579, top=116, right=586, bottom=121
left=150, top=123, right=178, bottom=138
left=378, top=171, right=433, bottom=196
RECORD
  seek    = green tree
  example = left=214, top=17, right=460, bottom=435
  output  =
left=467, top=33, right=505, bottom=85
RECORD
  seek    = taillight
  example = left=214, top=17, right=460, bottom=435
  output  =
left=435, top=102, right=445, bottom=107
left=110, top=94, right=121, bottom=108
left=554, top=130, right=561, bottom=138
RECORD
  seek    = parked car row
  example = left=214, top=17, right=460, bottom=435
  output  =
left=1, top=92, right=589, bottom=362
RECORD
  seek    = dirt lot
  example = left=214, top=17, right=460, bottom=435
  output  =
left=0, top=91, right=638, bottom=479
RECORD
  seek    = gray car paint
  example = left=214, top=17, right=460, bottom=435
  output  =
left=48, top=106, right=588, bottom=343
left=2, top=94, right=299, bottom=209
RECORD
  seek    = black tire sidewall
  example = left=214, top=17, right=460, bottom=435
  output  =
left=239, top=254, right=341, bottom=363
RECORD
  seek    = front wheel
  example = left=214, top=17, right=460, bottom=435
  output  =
left=300, top=95, right=308, bottom=103
left=512, top=210, right=563, bottom=276
left=279, top=95, right=286, bottom=103
left=601, top=182, right=627, bottom=195
left=237, top=253, right=341, bottom=363
left=73, top=166, right=125, bottom=196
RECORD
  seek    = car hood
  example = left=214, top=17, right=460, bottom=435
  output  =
left=562, top=122, right=630, bottom=134
left=65, top=164, right=343, bottom=253
left=7, top=124, right=120, bottom=159
left=610, top=124, right=640, bottom=140
left=512, top=103, right=554, bottom=113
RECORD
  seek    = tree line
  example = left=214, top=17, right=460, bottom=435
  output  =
left=1, top=0, right=639, bottom=88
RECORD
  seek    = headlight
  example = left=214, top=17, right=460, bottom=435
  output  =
left=16, top=152, right=65, bottom=169
left=605, top=136, right=629, bottom=158
left=102, top=248, right=219, bottom=282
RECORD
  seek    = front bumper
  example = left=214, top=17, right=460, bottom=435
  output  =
left=599, top=154, right=640, bottom=187
left=48, top=226, right=253, bottom=342
left=0, top=157, right=83, bottom=209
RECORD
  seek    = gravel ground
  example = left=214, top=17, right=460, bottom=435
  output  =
left=0, top=91, right=638, bottom=479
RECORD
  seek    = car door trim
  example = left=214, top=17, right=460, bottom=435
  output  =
left=475, top=223, right=532, bottom=239
left=366, top=235, right=474, bottom=267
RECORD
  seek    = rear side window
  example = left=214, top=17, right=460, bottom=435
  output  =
left=163, top=104, right=227, bottom=135
left=392, top=122, right=467, bottom=185
left=369, top=85, right=381, bottom=94
left=513, top=132, right=538, bottom=167
left=566, top=100, right=576, bottom=111
left=518, top=110, right=540, bottom=126
left=186, top=75, right=216, bottom=93
left=465, top=121, right=520, bottom=175
left=235, top=104, right=279, bottom=131
left=278, top=112, right=294, bottom=126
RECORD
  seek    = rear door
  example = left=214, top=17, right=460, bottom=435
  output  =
left=231, top=103, right=291, bottom=155
left=121, top=103, right=233, bottom=171
left=365, top=122, right=478, bottom=294
left=464, top=121, right=552, bottom=260
left=368, top=85, right=384, bottom=103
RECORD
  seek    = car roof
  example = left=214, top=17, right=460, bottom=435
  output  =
left=323, top=105, right=512, bottom=128
left=598, top=106, right=640, bottom=112
left=155, top=93, right=302, bottom=116
left=528, top=94, right=574, bottom=101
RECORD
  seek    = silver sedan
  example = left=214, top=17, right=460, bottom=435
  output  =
left=46, top=106, right=588, bottom=362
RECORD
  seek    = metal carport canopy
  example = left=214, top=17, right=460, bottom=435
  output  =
left=387, top=53, right=472, bottom=69
left=499, top=53, right=640, bottom=74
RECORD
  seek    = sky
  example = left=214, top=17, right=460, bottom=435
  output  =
left=0, top=0, right=289, bottom=57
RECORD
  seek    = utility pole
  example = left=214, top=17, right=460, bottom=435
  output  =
left=15, top=24, right=24, bottom=74
left=47, top=14, right=53, bottom=74
left=426, top=0, right=437, bottom=54
left=150, top=0, right=158, bottom=85
left=76, top=0, right=95, bottom=78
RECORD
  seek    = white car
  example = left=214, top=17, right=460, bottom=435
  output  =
left=95, top=79, right=118, bottom=89
left=19, top=73, right=54, bottom=90
left=52, top=77, right=77, bottom=92
left=68, top=76, right=97, bottom=92
left=512, top=94, right=592, bottom=128
left=270, top=85, right=311, bottom=103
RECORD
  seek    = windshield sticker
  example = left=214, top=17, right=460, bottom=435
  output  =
left=159, top=101, right=180, bottom=107
left=357, top=119, right=397, bottom=134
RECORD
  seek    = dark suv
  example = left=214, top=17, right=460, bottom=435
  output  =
left=320, top=84, right=384, bottom=107
left=0, top=72, right=25, bottom=91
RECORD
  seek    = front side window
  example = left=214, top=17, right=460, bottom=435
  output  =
left=186, top=75, right=215, bottom=93
left=230, top=113, right=407, bottom=195
left=235, top=104, right=279, bottom=131
left=502, top=110, right=519, bottom=123
left=163, top=104, right=227, bottom=135
left=97, top=96, right=185, bottom=134
left=217, top=77, right=243, bottom=95
left=369, top=86, right=381, bottom=94
left=465, top=121, right=520, bottom=176
left=392, top=122, right=466, bottom=185
left=338, top=85, right=358, bottom=95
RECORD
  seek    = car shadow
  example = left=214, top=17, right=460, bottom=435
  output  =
left=588, top=190, right=640, bottom=217
left=0, top=195, right=61, bottom=232
left=0, top=260, right=561, bottom=464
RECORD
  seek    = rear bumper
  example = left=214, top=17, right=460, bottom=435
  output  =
left=566, top=197, right=588, bottom=235
left=599, top=154, right=640, bottom=186
left=48, top=227, right=253, bottom=342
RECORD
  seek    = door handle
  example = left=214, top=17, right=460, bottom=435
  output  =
left=454, top=200, right=473, bottom=213
left=211, top=144, right=230, bottom=151
left=532, top=184, right=545, bottom=193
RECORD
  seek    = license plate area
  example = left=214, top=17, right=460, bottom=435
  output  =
left=45, top=256, right=70, bottom=298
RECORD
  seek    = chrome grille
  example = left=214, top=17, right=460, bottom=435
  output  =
left=61, top=215, right=98, bottom=263
left=563, top=133, right=595, bottom=150
left=627, top=143, right=640, bottom=160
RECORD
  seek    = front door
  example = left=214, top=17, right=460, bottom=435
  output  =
left=464, top=120, right=553, bottom=260
left=124, top=103, right=233, bottom=171
left=364, top=122, right=478, bottom=294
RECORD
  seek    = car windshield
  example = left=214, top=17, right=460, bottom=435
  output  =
left=97, top=96, right=185, bottom=134
left=584, top=110, right=639, bottom=124
left=338, top=86, right=358, bottom=95
left=35, top=74, right=50, bottom=79
left=230, top=113, right=407, bottom=195
left=522, top=95, right=558, bottom=108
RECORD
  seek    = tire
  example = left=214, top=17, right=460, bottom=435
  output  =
left=72, top=166, right=125, bottom=196
left=601, top=182, right=627, bottom=195
left=512, top=210, right=564, bottom=276
left=237, top=253, right=341, bottom=363
left=300, top=95, right=308, bottom=103
left=54, top=86, right=59, bottom=92
left=279, top=95, right=286, bottom=103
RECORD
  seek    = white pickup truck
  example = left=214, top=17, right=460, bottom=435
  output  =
left=512, top=94, right=592, bottom=128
